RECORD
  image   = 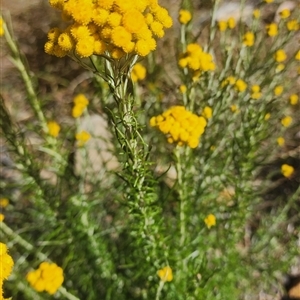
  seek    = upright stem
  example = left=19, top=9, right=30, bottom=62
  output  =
left=175, top=147, right=187, bottom=247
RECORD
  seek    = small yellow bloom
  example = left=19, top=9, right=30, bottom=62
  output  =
left=218, top=20, right=227, bottom=31
left=251, top=85, right=262, bottom=100
left=0, top=243, right=14, bottom=281
left=47, top=121, right=61, bottom=138
left=281, top=116, right=292, bottom=127
left=275, top=63, right=285, bottom=73
left=131, top=63, right=146, bottom=82
left=179, top=84, right=187, bottom=94
left=264, top=0, right=273, bottom=3
left=274, top=49, right=286, bottom=62
left=281, top=164, right=294, bottom=178
left=266, top=23, right=278, bottom=37
left=72, top=94, right=89, bottom=118
left=227, top=17, right=236, bottom=29
left=230, top=104, right=238, bottom=113
left=277, top=137, right=285, bottom=146
left=0, top=17, right=4, bottom=37
left=295, top=50, right=300, bottom=61
left=0, top=198, right=9, bottom=208
left=289, top=94, right=298, bottom=105
left=0, top=213, right=4, bottom=222
left=202, top=106, right=213, bottom=119
left=235, top=79, right=247, bottom=92
left=76, top=130, right=91, bottom=146
left=274, top=85, right=283, bottom=96
left=26, top=262, right=64, bottom=295
left=243, top=32, right=255, bottom=47
left=287, top=19, right=299, bottom=31
left=279, top=9, right=290, bottom=19
left=264, top=113, right=271, bottom=120
left=204, top=214, right=216, bottom=229
left=253, top=9, right=260, bottom=19
left=157, top=266, right=173, bottom=282
left=179, top=9, right=192, bottom=25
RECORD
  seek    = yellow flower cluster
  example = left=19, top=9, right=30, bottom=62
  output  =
left=217, top=17, right=236, bottom=31
left=221, top=76, right=247, bottom=92
left=204, top=214, right=216, bottom=229
left=251, top=85, right=262, bottom=100
left=76, top=130, right=91, bottom=146
left=266, top=23, right=278, bottom=36
left=45, top=0, right=172, bottom=58
left=0, top=198, right=9, bottom=223
left=72, top=93, right=89, bottom=118
left=0, top=243, right=14, bottom=299
left=0, top=17, right=4, bottom=37
left=243, top=32, right=255, bottom=47
left=131, top=63, right=146, bottom=82
left=150, top=106, right=207, bottom=149
left=281, top=164, right=294, bottom=178
left=157, top=266, right=173, bottom=282
left=26, top=262, right=64, bottom=295
left=289, top=94, right=298, bottom=105
left=274, top=49, right=286, bottom=62
left=281, top=116, right=292, bottom=127
left=178, top=43, right=215, bottom=74
left=47, top=121, right=61, bottom=137
left=178, top=9, right=192, bottom=25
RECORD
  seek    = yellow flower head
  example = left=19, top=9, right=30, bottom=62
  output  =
left=204, top=214, right=216, bottom=229
left=227, top=17, right=236, bottom=29
left=277, top=137, right=285, bottom=146
left=230, top=104, right=239, bottom=113
left=281, top=164, right=294, bottom=178
left=157, top=266, right=173, bottom=282
left=253, top=9, right=260, bottom=19
left=264, top=0, right=273, bottom=3
left=0, top=198, right=9, bottom=208
left=0, top=213, right=4, bottom=222
left=179, top=43, right=215, bottom=74
left=266, top=23, right=278, bottom=36
left=218, top=20, right=227, bottom=31
left=26, top=262, right=64, bottom=295
left=179, top=9, right=192, bottom=25
left=179, top=84, right=187, bottom=94
left=264, top=113, right=271, bottom=120
left=0, top=17, right=5, bottom=37
left=72, top=94, right=89, bottom=118
left=287, top=19, right=299, bottom=31
left=76, top=130, right=91, bottom=146
left=251, top=85, right=262, bottom=100
left=150, top=106, right=207, bottom=149
left=279, top=9, right=290, bottom=19
left=202, top=106, right=213, bottom=119
left=275, top=63, right=285, bottom=73
left=0, top=243, right=14, bottom=281
left=295, top=50, right=300, bottom=61
left=274, top=85, right=283, bottom=96
left=281, top=116, right=292, bottom=127
left=131, top=63, right=146, bottom=82
left=45, top=0, right=173, bottom=58
left=274, top=49, right=287, bottom=62
left=47, top=121, right=61, bottom=138
left=243, top=32, right=255, bottom=47
left=289, top=94, right=298, bottom=105
left=235, top=79, right=247, bottom=92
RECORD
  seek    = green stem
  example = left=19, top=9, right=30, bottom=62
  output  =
left=175, top=147, right=187, bottom=247
left=3, top=20, right=48, bottom=134
left=155, top=280, right=165, bottom=300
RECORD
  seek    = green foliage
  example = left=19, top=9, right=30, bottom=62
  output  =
left=1, top=1, right=299, bottom=299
